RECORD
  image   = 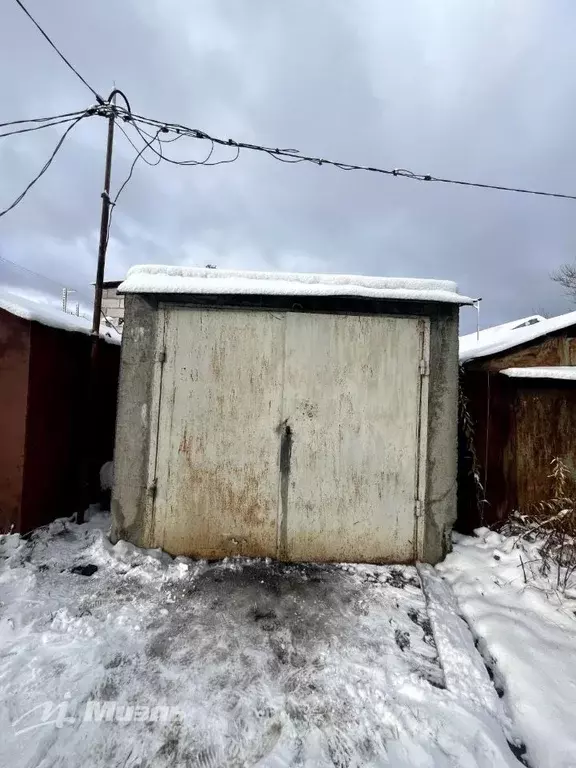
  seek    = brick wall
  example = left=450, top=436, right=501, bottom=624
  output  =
left=102, top=287, right=125, bottom=323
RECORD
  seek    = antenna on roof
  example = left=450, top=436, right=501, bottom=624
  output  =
left=62, top=287, right=76, bottom=314
left=473, top=298, right=483, bottom=341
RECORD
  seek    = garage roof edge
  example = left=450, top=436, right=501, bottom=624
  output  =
left=119, top=265, right=473, bottom=305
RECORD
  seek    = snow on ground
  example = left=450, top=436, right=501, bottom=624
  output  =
left=439, top=528, right=576, bottom=768
left=0, top=513, right=519, bottom=767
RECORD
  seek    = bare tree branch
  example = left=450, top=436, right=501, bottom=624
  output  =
left=552, top=262, right=576, bottom=300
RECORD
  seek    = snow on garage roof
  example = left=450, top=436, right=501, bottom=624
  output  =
left=0, top=289, right=121, bottom=344
left=119, top=265, right=473, bottom=304
left=501, top=366, right=576, bottom=381
left=460, top=315, right=544, bottom=352
left=460, top=311, right=576, bottom=363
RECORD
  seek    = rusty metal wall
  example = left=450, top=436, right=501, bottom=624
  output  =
left=458, top=370, right=517, bottom=529
left=0, top=309, right=120, bottom=534
left=459, top=326, right=576, bottom=530
left=466, top=332, right=576, bottom=373
left=21, top=323, right=120, bottom=531
left=149, top=306, right=427, bottom=562
left=515, top=383, right=576, bottom=512
left=0, top=309, right=31, bottom=533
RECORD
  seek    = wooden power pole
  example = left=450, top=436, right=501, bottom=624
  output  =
left=77, top=92, right=119, bottom=524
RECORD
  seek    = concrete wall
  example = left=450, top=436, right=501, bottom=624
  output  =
left=423, top=305, right=459, bottom=562
left=112, top=296, right=460, bottom=564
left=111, top=295, right=159, bottom=544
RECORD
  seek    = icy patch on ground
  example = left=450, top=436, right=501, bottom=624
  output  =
left=0, top=514, right=517, bottom=767
left=439, top=528, right=576, bottom=768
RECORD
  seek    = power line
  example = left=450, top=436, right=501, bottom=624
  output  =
left=0, top=250, right=120, bottom=331
left=0, top=112, right=90, bottom=139
left=113, top=126, right=163, bottom=205
left=0, top=109, right=90, bottom=131
left=0, top=253, right=87, bottom=296
left=104, top=125, right=164, bottom=251
left=13, top=0, right=104, bottom=104
left=131, top=120, right=219, bottom=166
left=0, top=112, right=88, bottom=218
left=114, top=119, right=162, bottom=167
left=115, top=107, right=576, bottom=201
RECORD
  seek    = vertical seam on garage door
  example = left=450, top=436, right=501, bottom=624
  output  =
left=143, top=309, right=166, bottom=547
left=414, top=318, right=430, bottom=560
left=275, top=312, right=288, bottom=560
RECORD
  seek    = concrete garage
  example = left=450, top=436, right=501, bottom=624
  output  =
left=112, top=266, right=471, bottom=563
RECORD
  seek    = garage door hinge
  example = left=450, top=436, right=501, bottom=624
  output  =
left=156, top=349, right=166, bottom=364
left=147, top=479, right=158, bottom=499
left=415, top=500, right=423, bottom=518
left=419, top=358, right=429, bottom=376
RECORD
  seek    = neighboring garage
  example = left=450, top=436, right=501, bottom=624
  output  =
left=112, top=266, right=471, bottom=564
left=0, top=290, right=120, bottom=533
left=459, top=311, right=576, bottom=529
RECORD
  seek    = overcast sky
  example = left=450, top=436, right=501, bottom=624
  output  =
left=1, top=0, right=575, bottom=331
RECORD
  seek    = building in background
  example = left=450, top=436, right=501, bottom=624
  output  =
left=101, top=280, right=124, bottom=325
left=459, top=311, right=576, bottom=531
left=0, top=290, right=121, bottom=533
left=112, top=265, right=472, bottom=564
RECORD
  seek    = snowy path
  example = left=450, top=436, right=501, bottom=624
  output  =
left=439, top=529, right=576, bottom=768
left=0, top=514, right=519, bottom=767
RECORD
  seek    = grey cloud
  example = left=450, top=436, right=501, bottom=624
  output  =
left=1, top=0, right=576, bottom=332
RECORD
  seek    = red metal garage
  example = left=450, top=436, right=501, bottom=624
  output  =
left=0, top=292, right=120, bottom=533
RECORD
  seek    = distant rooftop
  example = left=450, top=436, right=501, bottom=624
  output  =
left=120, top=265, right=473, bottom=305
left=0, top=289, right=121, bottom=344
left=460, top=312, right=576, bottom=363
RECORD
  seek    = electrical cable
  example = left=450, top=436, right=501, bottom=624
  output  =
left=0, top=253, right=84, bottom=293
left=0, top=113, right=87, bottom=218
left=103, top=126, right=164, bottom=253
left=0, top=256, right=93, bottom=320
left=115, top=107, right=576, bottom=201
left=131, top=120, right=217, bottom=166
left=114, top=119, right=162, bottom=166
left=113, top=126, right=164, bottom=206
left=2, top=97, right=574, bottom=208
left=13, top=0, right=104, bottom=104
left=0, top=113, right=88, bottom=139
left=0, top=109, right=91, bottom=130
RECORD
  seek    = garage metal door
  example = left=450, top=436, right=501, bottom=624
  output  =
left=150, top=309, right=285, bottom=558
left=148, top=307, right=428, bottom=562
left=280, top=313, right=425, bottom=562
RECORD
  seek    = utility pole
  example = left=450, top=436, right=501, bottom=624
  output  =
left=78, top=92, right=118, bottom=525
left=91, top=96, right=116, bottom=351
